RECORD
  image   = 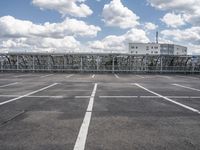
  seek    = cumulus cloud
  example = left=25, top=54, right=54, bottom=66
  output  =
left=148, top=0, right=200, bottom=25
left=0, top=16, right=102, bottom=52
left=161, top=27, right=200, bottom=45
left=0, top=16, right=101, bottom=38
left=161, top=12, right=185, bottom=28
left=32, top=0, right=93, bottom=17
left=144, top=22, right=158, bottom=30
left=88, top=28, right=149, bottom=52
left=102, top=0, right=140, bottom=29
left=0, top=37, right=81, bottom=52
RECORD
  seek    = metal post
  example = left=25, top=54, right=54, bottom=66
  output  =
left=144, top=55, right=147, bottom=72
left=160, top=56, right=163, bottom=73
left=32, top=55, right=35, bottom=72
left=80, top=56, right=83, bottom=72
left=17, top=55, right=19, bottom=71
left=112, top=56, right=115, bottom=73
left=97, top=56, right=99, bottom=72
left=0, top=56, right=2, bottom=72
left=48, top=55, right=50, bottom=71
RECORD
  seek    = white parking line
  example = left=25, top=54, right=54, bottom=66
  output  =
left=135, top=83, right=200, bottom=114
left=136, top=75, right=145, bottom=79
left=40, top=74, right=54, bottom=78
left=114, top=74, right=119, bottom=79
left=66, top=74, right=74, bottom=78
left=157, top=75, right=171, bottom=79
left=168, top=96, right=200, bottom=99
left=14, top=74, right=30, bottom=78
left=173, top=84, right=200, bottom=92
left=99, top=95, right=200, bottom=99
left=0, top=82, right=18, bottom=88
left=100, top=96, right=138, bottom=98
left=75, top=96, right=91, bottom=98
left=73, top=83, right=98, bottom=150
left=140, top=96, right=159, bottom=98
left=0, top=83, right=58, bottom=106
left=176, top=75, right=199, bottom=80
left=92, top=74, right=95, bottom=78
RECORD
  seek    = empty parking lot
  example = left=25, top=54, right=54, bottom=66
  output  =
left=0, top=73, right=200, bottom=150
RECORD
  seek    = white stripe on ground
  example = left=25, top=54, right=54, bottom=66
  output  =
left=176, top=75, right=199, bottom=80
left=100, top=95, right=200, bottom=99
left=66, top=74, right=74, bottom=78
left=136, top=75, right=145, bottom=79
left=114, top=74, right=119, bottom=79
left=92, top=74, right=95, bottom=78
left=135, top=83, right=200, bottom=114
left=0, top=82, right=18, bottom=88
left=73, top=83, right=98, bottom=150
left=168, top=96, right=200, bottom=99
left=100, top=96, right=138, bottom=98
left=40, top=74, right=54, bottom=78
left=0, top=83, right=58, bottom=106
left=14, top=74, right=30, bottom=78
left=75, top=96, right=91, bottom=98
left=140, top=96, right=159, bottom=98
left=157, top=75, right=171, bottom=79
left=173, top=84, right=200, bottom=92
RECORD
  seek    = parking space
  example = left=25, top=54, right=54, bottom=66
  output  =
left=0, top=73, right=200, bottom=150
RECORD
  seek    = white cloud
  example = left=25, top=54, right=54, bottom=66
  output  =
left=0, top=16, right=102, bottom=52
left=161, top=27, right=200, bottom=44
left=148, top=0, right=200, bottom=25
left=144, top=22, right=158, bottom=30
left=102, top=0, right=140, bottom=29
left=188, top=44, right=200, bottom=55
left=32, top=0, right=93, bottom=17
left=88, top=28, right=149, bottom=52
left=161, top=12, right=185, bottom=28
left=0, top=16, right=101, bottom=38
left=0, top=37, right=81, bottom=52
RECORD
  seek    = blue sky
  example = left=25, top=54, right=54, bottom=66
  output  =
left=0, top=0, right=199, bottom=54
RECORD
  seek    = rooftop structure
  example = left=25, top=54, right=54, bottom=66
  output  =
left=129, top=43, right=187, bottom=55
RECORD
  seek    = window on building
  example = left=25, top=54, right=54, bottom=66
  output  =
left=136, top=46, right=138, bottom=49
left=154, top=46, right=158, bottom=49
left=154, top=51, right=158, bottom=54
left=151, top=46, right=153, bottom=49
left=146, top=46, right=149, bottom=50
left=131, top=46, right=135, bottom=49
left=136, top=51, right=138, bottom=54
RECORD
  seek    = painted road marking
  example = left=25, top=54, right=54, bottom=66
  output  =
left=0, top=83, right=58, bottom=106
left=73, top=83, right=98, bottom=150
left=176, top=75, right=199, bottom=80
left=114, top=74, right=119, bottom=79
left=99, top=95, right=200, bottom=99
left=92, top=74, right=95, bottom=78
left=136, top=75, right=145, bottom=79
left=14, top=74, right=30, bottom=78
left=0, top=82, right=18, bottom=88
left=40, top=74, right=54, bottom=78
left=135, top=83, right=200, bottom=114
left=157, top=75, right=171, bottom=79
left=75, top=96, right=91, bottom=99
left=173, top=84, right=200, bottom=92
left=99, top=96, right=138, bottom=98
left=66, top=74, right=74, bottom=78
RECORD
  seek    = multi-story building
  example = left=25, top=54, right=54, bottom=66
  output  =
left=129, top=43, right=187, bottom=55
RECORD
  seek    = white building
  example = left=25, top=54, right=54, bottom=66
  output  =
left=129, top=43, right=187, bottom=55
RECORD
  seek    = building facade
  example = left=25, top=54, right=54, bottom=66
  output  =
left=129, top=43, right=187, bottom=55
